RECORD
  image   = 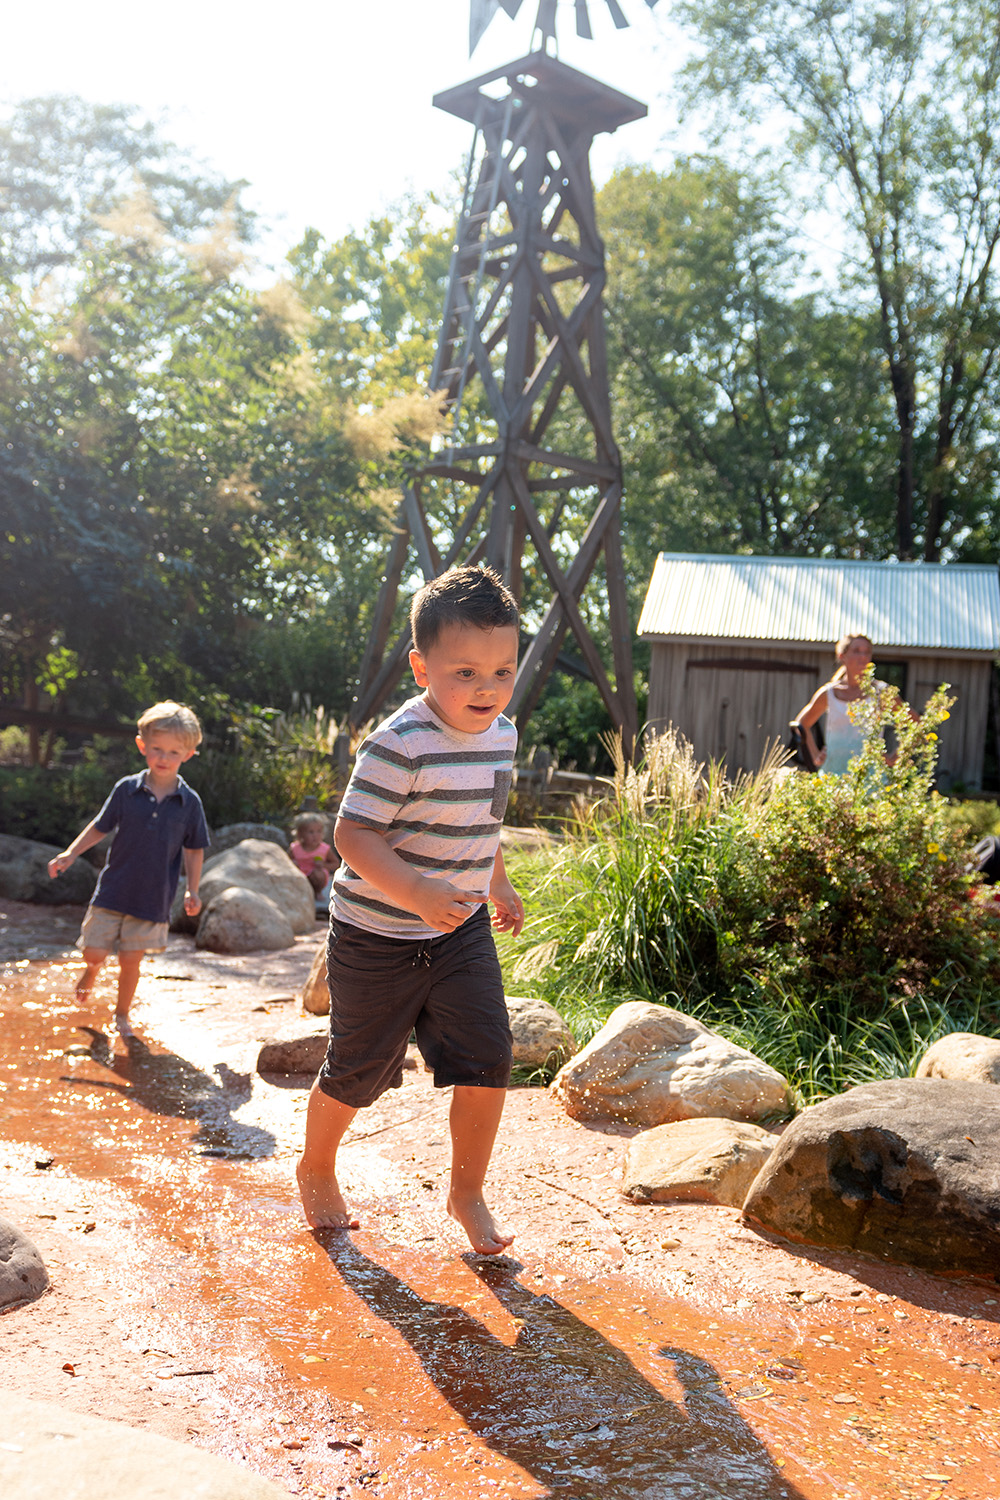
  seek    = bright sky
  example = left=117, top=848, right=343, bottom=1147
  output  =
left=1, top=0, right=693, bottom=273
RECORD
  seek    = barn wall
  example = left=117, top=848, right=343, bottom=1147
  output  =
left=646, top=642, right=991, bottom=788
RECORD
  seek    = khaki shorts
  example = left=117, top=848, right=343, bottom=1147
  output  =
left=77, top=906, right=169, bottom=955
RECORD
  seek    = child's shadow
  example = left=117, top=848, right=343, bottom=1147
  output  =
left=63, top=1027, right=275, bottom=1159
left=320, top=1237, right=806, bottom=1500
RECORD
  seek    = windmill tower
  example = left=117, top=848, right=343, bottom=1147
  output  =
left=350, top=1, right=660, bottom=755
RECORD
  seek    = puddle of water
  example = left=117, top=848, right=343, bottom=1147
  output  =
left=3, top=959, right=1000, bottom=1499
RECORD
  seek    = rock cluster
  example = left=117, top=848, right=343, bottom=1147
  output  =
left=545, top=998, right=1000, bottom=1282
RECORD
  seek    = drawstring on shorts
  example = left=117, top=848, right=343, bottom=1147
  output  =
left=412, top=940, right=432, bottom=968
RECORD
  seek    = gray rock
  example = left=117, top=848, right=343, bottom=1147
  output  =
left=551, top=1000, right=791, bottom=1128
left=174, top=838, right=314, bottom=934
left=257, top=1032, right=328, bottom=1075
left=2, top=1393, right=290, bottom=1500
left=623, top=1117, right=776, bottom=1208
left=195, top=887, right=295, bottom=954
left=207, top=821, right=289, bottom=858
left=302, top=940, right=330, bottom=1015
left=916, top=1032, right=1000, bottom=1085
left=742, top=1078, right=1000, bottom=1280
left=0, top=834, right=96, bottom=906
left=0, top=1215, right=49, bottom=1308
left=506, top=994, right=576, bottom=1068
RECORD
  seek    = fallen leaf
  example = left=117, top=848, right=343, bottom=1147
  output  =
left=61, top=1363, right=76, bottom=1376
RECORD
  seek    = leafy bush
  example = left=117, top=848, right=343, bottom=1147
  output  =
left=500, top=682, right=1000, bottom=1098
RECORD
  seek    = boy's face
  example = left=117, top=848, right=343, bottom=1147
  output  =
left=136, top=730, right=196, bottom=783
left=410, top=622, right=518, bottom=735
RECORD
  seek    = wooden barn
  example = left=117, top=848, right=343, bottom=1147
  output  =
left=637, top=554, right=1000, bottom=790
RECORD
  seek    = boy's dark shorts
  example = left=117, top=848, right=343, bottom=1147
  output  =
left=317, top=904, right=512, bottom=1108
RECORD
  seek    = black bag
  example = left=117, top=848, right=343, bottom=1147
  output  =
left=787, top=721, right=822, bottom=773
left=972, top=835, right=1000, bottom=885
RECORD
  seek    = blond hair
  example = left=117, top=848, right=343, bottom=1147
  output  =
left=136, top=701, right=203, bottom=750
left=293, top=812, right=326, bottom=838
left=832, top=632, right=873, bottom=684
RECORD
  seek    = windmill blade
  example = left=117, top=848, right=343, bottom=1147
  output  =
left=469, top=0, right=526, bottom=54
left=535, top=0, right=558, bottom=40
left=604, top=0, right=630, bottom=27
left=574, top=0, right=593, bottom=38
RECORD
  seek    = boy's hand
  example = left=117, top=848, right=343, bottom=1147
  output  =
left=489, top=876, right=524, bottom=936
left=184, top=890, right=202, bottom=917
left=48, top=853, right=73, bottom=878
left=413, top=878, right=485, bottom=933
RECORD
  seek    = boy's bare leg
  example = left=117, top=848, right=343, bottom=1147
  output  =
left=447, top=1085, right=514, bottom=1256
left=76, top=947, right=108, bottom=999
left=115, top=949, right=144, bottom=1028
left=297, top=1083, right=361, bottom=1230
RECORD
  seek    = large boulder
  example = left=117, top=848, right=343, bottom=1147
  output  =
left=195, top=887, right=295, bottom=954
left=915, top=1032, right=1000, bottom=1085
left=742, top=1078, right=1000, bottom=1280
left=506, top=994, right=576, bottom=1068
left=174, top=838, right=314, bottom=934
left=551, top=1000, right=791, bottom=1127
left=623, top=1117, right=776, bottom=1209
left=207, top=821, right=289, bottom=858
left=0, top=834, right=97, bottom=906
left=0, top=1215, right=49, bottom=1309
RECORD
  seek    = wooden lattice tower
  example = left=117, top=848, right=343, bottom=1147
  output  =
left=349, top=50, right=645, bottom=752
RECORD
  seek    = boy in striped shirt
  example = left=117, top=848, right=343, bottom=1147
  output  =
left=297, top=565, right=524, bottom=1254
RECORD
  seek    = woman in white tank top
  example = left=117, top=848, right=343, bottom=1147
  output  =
left=793, top=633, right=887, bottom=775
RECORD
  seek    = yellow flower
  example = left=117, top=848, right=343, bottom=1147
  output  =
left=928, top=732, right=938, bottom=741
left=930, top=977, right=941, bottom=987
left=927, top=843, right=939, bottom=853
left=941, top=711, right=950, bottom=720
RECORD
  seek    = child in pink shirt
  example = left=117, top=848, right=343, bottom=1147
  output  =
left=289, top=812, right=337, bottom=894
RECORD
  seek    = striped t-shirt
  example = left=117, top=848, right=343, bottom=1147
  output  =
left=331, top=695, right=517, bottom=939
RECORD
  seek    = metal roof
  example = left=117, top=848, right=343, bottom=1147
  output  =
left=637, top=554, right=1000, bottom=653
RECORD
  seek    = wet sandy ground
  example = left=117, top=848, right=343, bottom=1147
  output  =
left=1, top=898, right=999, bottom=1499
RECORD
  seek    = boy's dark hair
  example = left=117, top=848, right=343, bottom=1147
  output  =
left=410, top=565, right=519, bottom=654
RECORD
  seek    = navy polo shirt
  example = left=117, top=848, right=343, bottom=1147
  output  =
left=91, top=772, right=210, bottom=923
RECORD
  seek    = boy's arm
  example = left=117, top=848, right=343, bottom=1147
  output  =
left=488, top=845, right=524, bottom=936
left=335, top=817, right=485, bottom=933
left=47, top=820, right=106, bottom=878
left=182, top=847, right=204, bottom=916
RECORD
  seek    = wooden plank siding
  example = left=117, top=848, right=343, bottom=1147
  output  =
left=645, top=641, right=991, bottom=789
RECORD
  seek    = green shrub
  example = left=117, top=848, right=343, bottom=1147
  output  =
left=500, top=682, right=1000, bottom=1096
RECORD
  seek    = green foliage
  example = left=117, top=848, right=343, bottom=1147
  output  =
left=187, top=704, right=346, bottom=830
left=671, top=0, right=1000, bottom=560
left=0, top=742, right=131, bottom=846
left=501, top=689, right=1000, bottom=1097
left=601, top=160, right=894, bottom=569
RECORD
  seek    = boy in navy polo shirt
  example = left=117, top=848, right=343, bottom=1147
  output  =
left=48, top=701, right=210, bottom=1030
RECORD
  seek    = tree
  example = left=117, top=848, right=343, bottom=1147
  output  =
left=599, top=160, right=894, bottom=594
left=0, top=95, right=252, bottom=282
left=672, top=0, right=1000, bottom=560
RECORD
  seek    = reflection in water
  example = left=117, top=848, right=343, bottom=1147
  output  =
left=62, top=1027, right=276, bottom=1159
left=318, top=1237, right=806, bottom=1500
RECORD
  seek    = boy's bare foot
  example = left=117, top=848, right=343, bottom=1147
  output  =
left=296, top=1161, right=360, bottom=1231
left=75, top=980, right=93, bottom=999
left=447, top=1191, right=514, bottom=1256
left=114, top=1012, right=136, bottom=1038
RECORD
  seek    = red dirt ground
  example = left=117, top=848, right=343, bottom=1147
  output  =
left=1, top=895, right=998, bottom=1499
